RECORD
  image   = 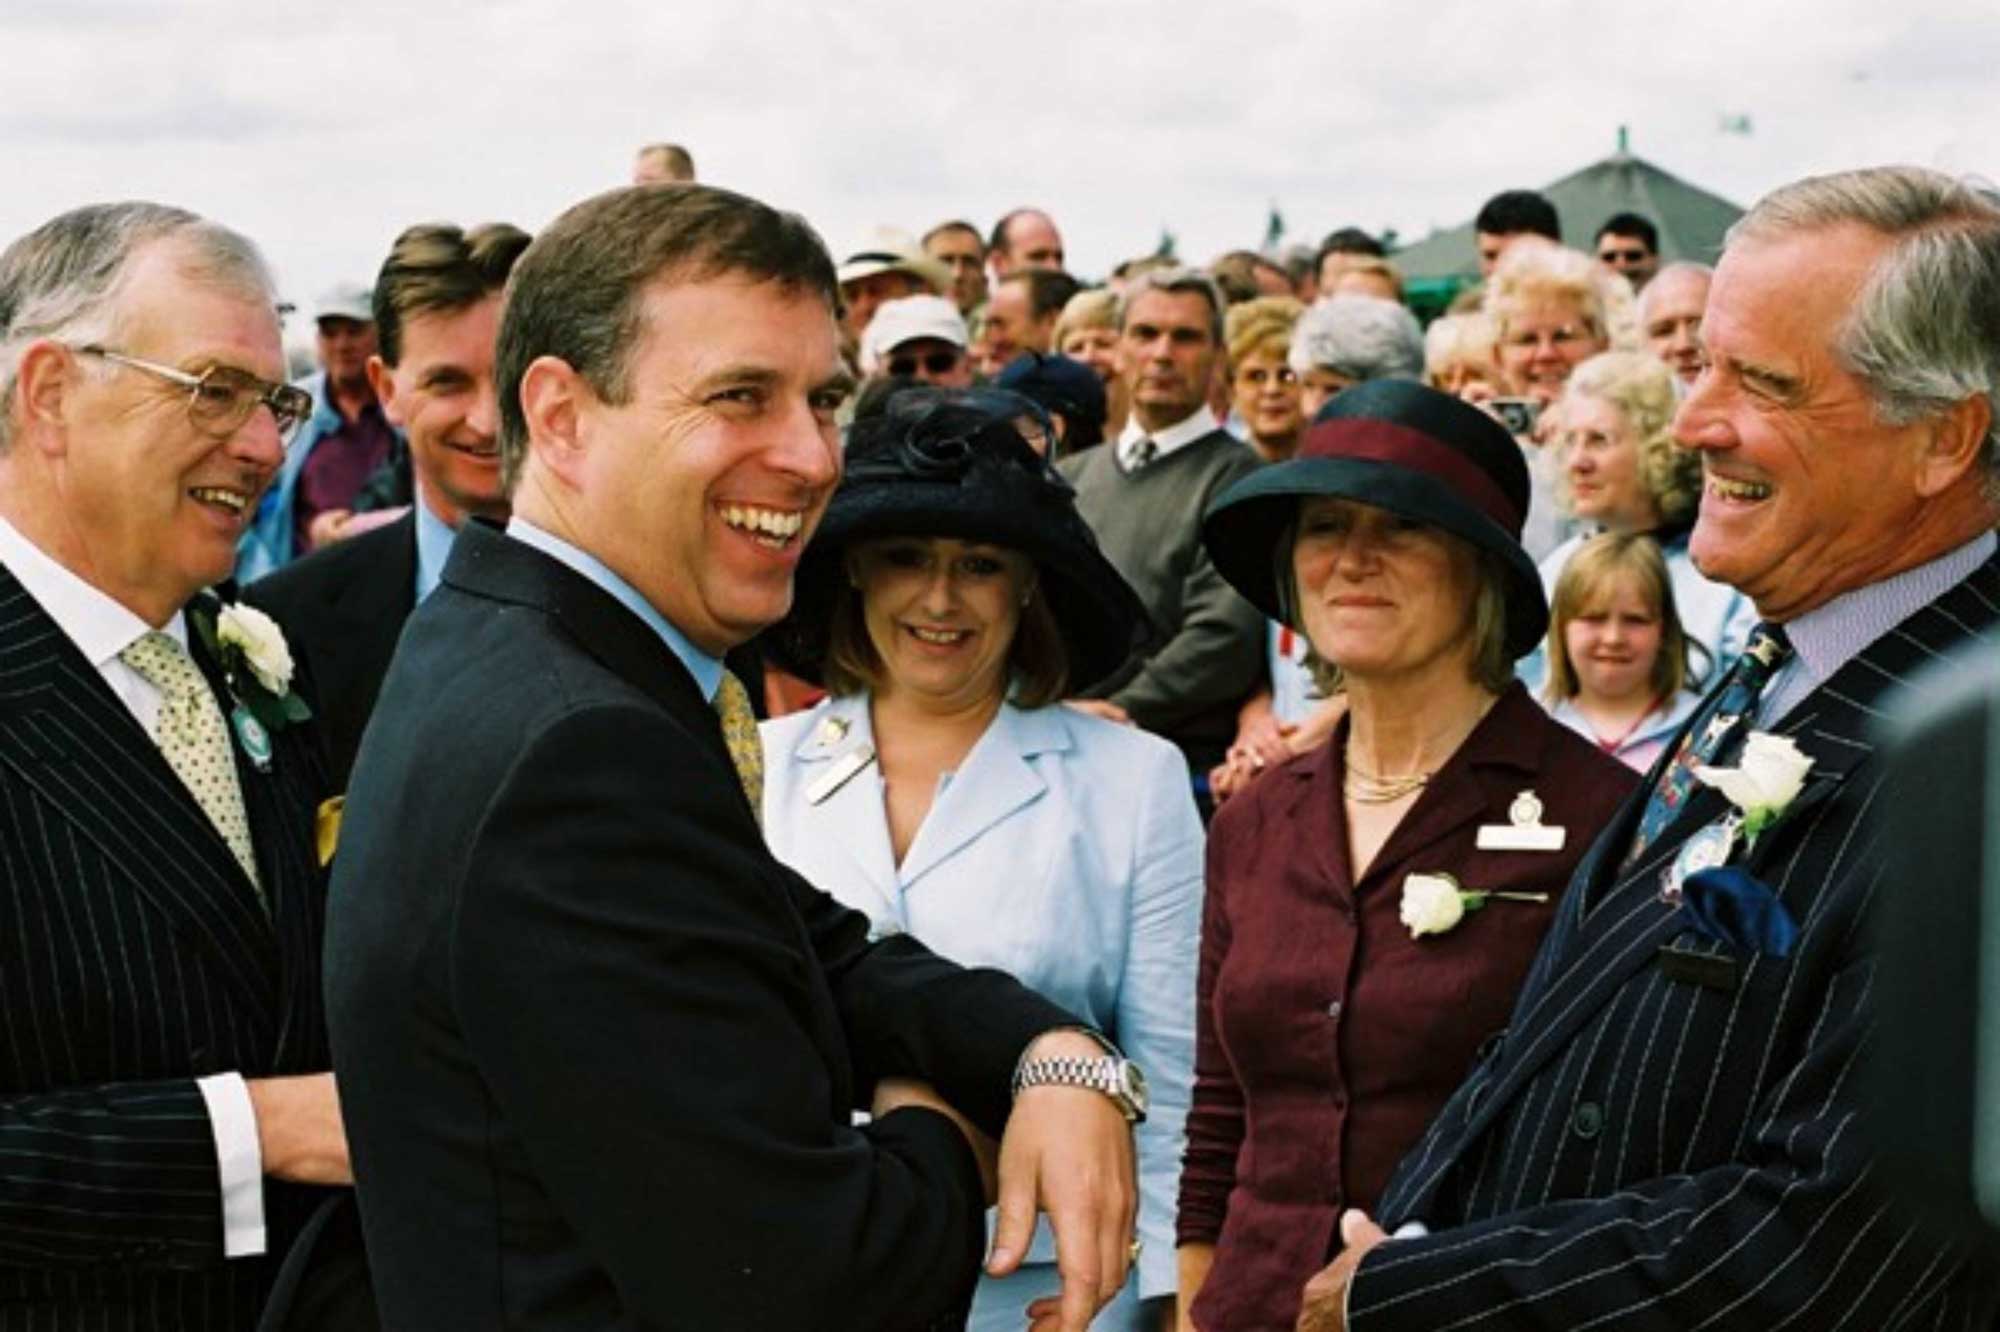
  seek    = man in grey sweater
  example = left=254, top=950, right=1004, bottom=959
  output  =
left=1059, top=268, right=1264, bottom=789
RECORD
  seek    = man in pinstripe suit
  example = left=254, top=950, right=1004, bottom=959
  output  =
left=1296, top=167, right=2000, bottom=1329
left=0, top=205, right=356, bottom=1330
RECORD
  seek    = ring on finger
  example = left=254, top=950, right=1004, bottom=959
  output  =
left=1127, top=1237, right=1143, bottom=1264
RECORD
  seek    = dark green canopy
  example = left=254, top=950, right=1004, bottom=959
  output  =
left=1393, top=138, right=1745, bottom=284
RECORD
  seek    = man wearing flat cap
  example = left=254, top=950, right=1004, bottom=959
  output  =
left=1297, top=165, right=2000, bottom=1329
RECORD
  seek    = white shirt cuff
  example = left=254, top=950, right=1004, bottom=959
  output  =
left=195, top=1073, right=267, bottom=1258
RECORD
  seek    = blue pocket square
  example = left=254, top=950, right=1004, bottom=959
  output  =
left=1682, top=866, right=1798, bottom=958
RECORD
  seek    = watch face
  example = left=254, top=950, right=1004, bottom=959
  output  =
left=1119, top=1060, right=1150, bottom=1113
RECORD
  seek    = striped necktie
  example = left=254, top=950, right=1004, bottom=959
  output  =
left=120, top=631, right=265, bottom=899
left=712, top=669, right=763, bottom=817
left=1627, top=621, right=1792, bottom=861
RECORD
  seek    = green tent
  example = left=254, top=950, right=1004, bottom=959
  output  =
left=1393, top=133, right=1746, bottom=307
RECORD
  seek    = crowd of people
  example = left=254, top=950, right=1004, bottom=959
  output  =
left=0, top=141, right=1995, bottom=1332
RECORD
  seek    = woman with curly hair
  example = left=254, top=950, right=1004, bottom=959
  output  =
left=1522, top=350, right=1755, bottom=691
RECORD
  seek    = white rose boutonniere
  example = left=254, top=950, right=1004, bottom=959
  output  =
left=190, top=598, right=313, bottom=746
left=1399, top=871, right=1550, bottom=940
left=216, top=603, right=295, bottom=696
left=1693, top=731, right=1814, bottom=845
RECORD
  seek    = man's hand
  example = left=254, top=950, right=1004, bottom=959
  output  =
left=871, top=1077, right=998, bottom=1200
left=993, top=1030, right=1138, bottom=1332
left=1295, top=1210, right=1389, bottom=1332
left=304, top=509, right=352, bottom=550
left=1065, top=698, right=1133, bottom=726
left=245, top=1073, right=352, bottom=1185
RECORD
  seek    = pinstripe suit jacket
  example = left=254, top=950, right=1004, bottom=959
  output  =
left=0, top=565, right=337, bottom=1331
left=1353, top=553, right=2000, bottom=1330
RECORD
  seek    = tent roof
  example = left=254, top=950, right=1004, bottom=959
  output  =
left=1392, top=148, right=1745, bottom=281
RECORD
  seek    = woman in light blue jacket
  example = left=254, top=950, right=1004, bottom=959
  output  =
left=762, top=389, right=1202, bottom=1330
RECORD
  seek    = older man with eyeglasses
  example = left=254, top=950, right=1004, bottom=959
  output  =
left=0, top=202, right=366, bottom=1331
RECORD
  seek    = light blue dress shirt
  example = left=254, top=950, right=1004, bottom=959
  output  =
left=1761, top=530, right=1996, bottom=725
left=412, top=495, right=458, bottom=605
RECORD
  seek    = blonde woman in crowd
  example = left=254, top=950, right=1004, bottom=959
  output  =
left=1054, top=287, right=1127, bottom=437
left=1224, top=297, right=1306, bottom=462
left=1525, top=350, right=1754, bottom=690
left=1484, top=241, right=1633, bottom=557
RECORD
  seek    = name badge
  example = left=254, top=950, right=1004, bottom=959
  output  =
left=805, top=743, right=877, bottom=805
left=1476, top=788, right=1567, bottom=853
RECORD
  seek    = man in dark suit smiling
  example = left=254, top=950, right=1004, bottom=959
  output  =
left=247, top=222, right=529, bottom=790
left=0, top=203, right=352, bottom=1330
left=327, top=185, right=1144, bottom=1331
left=1297, top=167, right=2000, bottom=1330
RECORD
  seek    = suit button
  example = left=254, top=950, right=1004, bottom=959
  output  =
left=1325, top=1000, right=1343, bottom=1020
left=1571, top=1101, right=1605, bottom=1139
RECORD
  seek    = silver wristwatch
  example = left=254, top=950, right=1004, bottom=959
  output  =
left=1011, top=1029, right=1150, bottom=1124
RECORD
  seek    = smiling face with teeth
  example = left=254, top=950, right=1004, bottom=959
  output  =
left=373, top=293, right=509, bottom=530
left=516, top=274, right=849, bottom=655
left=13, top=237, right=285, bottom=626
left=850, top=535, right=1032, bottom=714
left=1673, top=222, right=1974, bottom=620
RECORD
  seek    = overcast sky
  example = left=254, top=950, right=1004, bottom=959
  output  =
left=4, top=0, right=1996, bottom=346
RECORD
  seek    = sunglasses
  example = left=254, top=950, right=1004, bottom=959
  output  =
left=74, top=344, right=312, bottom=443
left=888, top=349, right=963, bottom=377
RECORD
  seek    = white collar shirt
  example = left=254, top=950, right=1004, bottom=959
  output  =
left=1116, top=405, right=1221, bottom=471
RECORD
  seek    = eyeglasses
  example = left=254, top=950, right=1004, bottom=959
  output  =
left=73, top=345, right=313, bottom=443
left=888, top=350, right=963, bottom=377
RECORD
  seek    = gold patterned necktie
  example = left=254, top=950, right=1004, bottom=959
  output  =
left=119, top=631, right=264, bottom=899
left=712, top=669, right=764, bottom=817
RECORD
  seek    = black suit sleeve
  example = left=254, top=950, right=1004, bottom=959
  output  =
left=0, top=1080, right=228, bottom=1267
left=1349, top=933, right=1989, bottom=1329
left=451, top=702, right=1040, bottom=1329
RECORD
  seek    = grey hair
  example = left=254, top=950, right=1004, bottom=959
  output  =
left=1117, top=265, right=1226, bottom=345
left=1636, top=260, right=1712, bottom=320
left=1288, top=295, right=1424, bottom=382
left=1729, top=167, right=2000, bottom=489
left=0, top=202, right=276, bottom=447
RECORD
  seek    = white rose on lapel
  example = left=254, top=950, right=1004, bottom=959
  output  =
left=1400, top=873, right=1466, bottom=938
left=215, top=603, right=295, bottom=695
left=1693, top=732, right=1814, bottom=842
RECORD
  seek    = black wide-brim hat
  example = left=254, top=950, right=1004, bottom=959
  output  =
left=1201, top=378, right=1548, bottom=660
left=768, top=391, right=1152, bottom=692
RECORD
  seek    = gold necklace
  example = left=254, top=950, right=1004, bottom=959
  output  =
left=1343, top=761, right=1430, bottom=804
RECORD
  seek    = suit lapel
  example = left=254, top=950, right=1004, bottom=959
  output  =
left=0, top=572, right=280, bottom=1020
left=1459, top=556, right=2000, bottom=1147
left=897, top=703, right=1057, bottom=889
left=310, top=514, right=417, bottom=704
left=782, top=697, right=901, bottom=923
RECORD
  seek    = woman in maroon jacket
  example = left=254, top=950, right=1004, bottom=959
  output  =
left=1176, top=380, right=1636, bottom=1331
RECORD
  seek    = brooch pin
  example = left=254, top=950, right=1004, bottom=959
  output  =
left=1661, top=815, right=1739, bottom=906
left=1475, top=789, right=1567, bottom=852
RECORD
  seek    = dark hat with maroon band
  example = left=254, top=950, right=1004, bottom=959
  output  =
left=1200, top=378, right=1548, bottom=659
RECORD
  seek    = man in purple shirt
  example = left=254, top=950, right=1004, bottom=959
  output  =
left=292, top=283, right=397, bottom=552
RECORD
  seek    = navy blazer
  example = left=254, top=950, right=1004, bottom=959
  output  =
left=1351, top=555, right=2000, bottom=1328
left=327, top=523, right=1078, bottom=1331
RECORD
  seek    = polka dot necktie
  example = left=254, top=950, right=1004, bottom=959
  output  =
left=120, top=631, right=264, bottom=899
left=712, top=669, right=764, bottom=818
